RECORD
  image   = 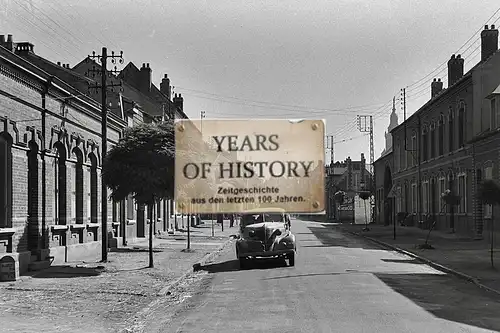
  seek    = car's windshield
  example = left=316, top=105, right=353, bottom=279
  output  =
left=240, top=213, right=283, bottom=228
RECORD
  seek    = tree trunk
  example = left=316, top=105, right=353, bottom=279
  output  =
left=148, top=204, right=154, bottom=268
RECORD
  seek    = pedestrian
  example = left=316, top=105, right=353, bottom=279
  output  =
left=230, top=214, right=235, bottom=227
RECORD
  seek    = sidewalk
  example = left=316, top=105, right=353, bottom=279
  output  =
left=0, top=231, right=233, bottom=333
left=162, top=218, right=240, bottom=241
left=336, top=223, right=500, bottom=295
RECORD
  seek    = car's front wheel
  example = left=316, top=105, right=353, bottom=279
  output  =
left=288, top=252, right=295, bottom=267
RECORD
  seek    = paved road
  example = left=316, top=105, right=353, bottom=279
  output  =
left=149, top=220, right=500, bottom=333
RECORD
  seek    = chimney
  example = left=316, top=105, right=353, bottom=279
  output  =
left=5, top=34, right=14, bottom=52
left=481, top=24, right=499, bottom=62
left=173, top=93, right=184, bottom=112
left=14, top=42, right=34, bottom=55
left=431, top=78, right=444, bottom=98
left=160, top=74, right=171, bottom=100
left=0, top=35, right=5, bottom=45
left=447, top=54, right=464, bottom=87
left=57, top=62, right=61, bottom=66
left=138, top=63, right=152, bottom=93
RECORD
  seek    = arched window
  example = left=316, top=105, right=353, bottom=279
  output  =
left=73, top=149, right=84, bottom=224
left=54, top=143, right=67, bottom=225
left=458, top=104, right=465, bottom=147
left=27, top=141, right=39, bottom=251
left=89, top=153, right=98, bottom=224
left=0, top=134, right=12, bottom=228
left=438, top=114, right=444, bottom=156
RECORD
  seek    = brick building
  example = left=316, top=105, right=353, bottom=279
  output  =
left=374, top=25, right=500, bottom=238
left=0, top=34, right=189, bottom=276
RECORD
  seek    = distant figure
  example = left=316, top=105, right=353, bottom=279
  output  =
left=229, top=214, right=235, bottom=227
left=217, top=214, right=223, bottom=224
left=285, top=214, right=291, bottom=230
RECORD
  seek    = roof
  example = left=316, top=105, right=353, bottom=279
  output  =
left=116, top=61, right=189, bottom=119
left=0, top=45, right=127, bottom=128
left=486, top=82, right=500, bottom=99
left=374, top=149, right=393, bottom=165
left=390, top=49, right=500, bottom=135
left=17, top=51, right=124, bottom=120
left=72, top=59, right=168, bottom=119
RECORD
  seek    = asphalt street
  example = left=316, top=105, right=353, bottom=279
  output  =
left=151, top=219, right=500, bottom=333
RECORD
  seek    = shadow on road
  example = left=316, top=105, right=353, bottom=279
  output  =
left=376, top=272, right=500, bottom=332
left=199, top=258, right=288, bottom=273
left=307, top=226, right=383, bottom=250
left=110, top=247, right=163, bottom=253
left=28, top=265, right=105, bottom=278
left=380, top=258, right=426, bottom=264
left=262, top=272, right=347, bottom=280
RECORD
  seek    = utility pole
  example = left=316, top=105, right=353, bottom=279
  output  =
left=325, top=135, right=334, bottom=164
left=357, top=115, right=375, bottom=230
left=325, top=135, right=335, bottom=221
left=401, top=88, right=407, bottom=149
left=86, top=47, right=124, bottom=262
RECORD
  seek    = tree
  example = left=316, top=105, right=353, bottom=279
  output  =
left=477, top=179, right=500, bottom=269
left=102, top=121, right=176, bottom=268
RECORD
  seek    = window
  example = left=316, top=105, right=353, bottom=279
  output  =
left=74, top=150, right=84, bottom=224
left=400, top=140, right=406, bottom=169
left=395, top=141, right=400, bottom=171
left=448, top=109, right=454, bottom=152
left=410, top=135, right=417, bottom=167
left=89, top=154, right=98, bottom=224
left=491, top=98, right=498, bottom=130
left=457, top=174, right=466, bottom=213
left=127, top=195, right=134, bottom=219
left=484, top=166, right=493, bottom=218
left=458, top=106, right=465, bottom=147
left=422, top=128, right=428, bottom=162
left=54, top=143, right=67, bottom=225
left=411, top=183, right=417, bottom=213
left=70, top=163, right=76, bottom=223
left=430, top=123, right=436, bottom=158
left=0, top=134, right=12, bottom=228
left=438, top=115, right=444, bottom=156
left=422, top=182, right=429, bottom=214
left=396, top=186, right=402, bottom=212
left=438, top=177, right=446, bottom=212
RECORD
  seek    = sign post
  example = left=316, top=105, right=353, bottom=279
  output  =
left=387, top=184, right=400, bottom=240
left=174, top=119, right=326, bottom=215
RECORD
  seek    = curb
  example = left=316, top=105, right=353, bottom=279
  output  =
left=342, top=228, right=500, bottom=297
left=157, top=237, right=234, bottom=296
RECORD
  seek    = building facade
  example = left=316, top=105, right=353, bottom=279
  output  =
left=0, top=34, right=190, bottom=276
left=375, top=25, right=500, bottom=238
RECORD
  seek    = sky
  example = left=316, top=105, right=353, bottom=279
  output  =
left=2, top=0, right=500, bottom=166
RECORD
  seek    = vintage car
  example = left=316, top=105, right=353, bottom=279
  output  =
left=235, top=209, right=296, bottom=268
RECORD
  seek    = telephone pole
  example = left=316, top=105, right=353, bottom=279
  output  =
left=86, top=47, right=124, bottom=262
left=325, top=135, right=334, bottom=164
left=357, top=115, right=375, bottom=229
